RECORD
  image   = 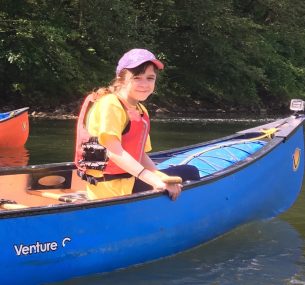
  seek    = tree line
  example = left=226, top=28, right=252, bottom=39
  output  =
left=1, top=0, right=305, bottom=112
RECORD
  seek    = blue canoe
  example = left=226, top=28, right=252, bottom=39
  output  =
left=0, top=113, right=304, bottom=284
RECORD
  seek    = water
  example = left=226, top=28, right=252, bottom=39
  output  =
left=26, top=117, right=274, bottom=164
left=1, top=117, right=305, bottom=285
left=56, top=220, right=304, bottom=285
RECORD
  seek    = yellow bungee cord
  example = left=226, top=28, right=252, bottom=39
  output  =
left=248, top=127, right=278, bottom=141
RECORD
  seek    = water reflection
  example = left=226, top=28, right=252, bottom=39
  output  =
left=0, top=146, right=29, bottom=167
left=53, top=220, right=304, bottom=285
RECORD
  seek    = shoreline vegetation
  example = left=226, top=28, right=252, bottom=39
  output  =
left=1, top=2, right=305, bottom=115
left=2, top=100, right=289, bottom=121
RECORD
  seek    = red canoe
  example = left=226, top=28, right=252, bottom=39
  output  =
left=0, top=107, right=29, bottom=148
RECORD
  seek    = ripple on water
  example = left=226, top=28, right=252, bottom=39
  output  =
left=51, top=220, right=305, bottom=285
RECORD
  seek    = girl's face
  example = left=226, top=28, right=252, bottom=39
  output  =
left=122, top=65, right=157, bottom=105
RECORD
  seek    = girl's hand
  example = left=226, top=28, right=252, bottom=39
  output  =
left=155, top=170, right=182, bottom=200
left=154, top=180, right=182, bottom=201
left=165, top=183, right=182, bottom=201
left=139, top=169, right=182, bottom=201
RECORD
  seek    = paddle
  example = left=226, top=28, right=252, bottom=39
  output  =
left=1, top=203, right=28, bottom=210
left=27, top=190, right=84, bottom=203
left=0, top=199, right=28, bottom=210
left=155, top=170, right=183, bottom=184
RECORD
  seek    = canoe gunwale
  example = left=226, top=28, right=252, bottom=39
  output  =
left=0, top=134, right=247, bottom=176
left=0, top=162, right=75, bottom=176
left=0, top=116, right=303, bottom=218
left=0, top=107, right=29, bottom=123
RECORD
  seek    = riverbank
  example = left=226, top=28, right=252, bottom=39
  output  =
left=3, top=99, right=290, bottom=120
left=28, top=105, right=287, bottom=120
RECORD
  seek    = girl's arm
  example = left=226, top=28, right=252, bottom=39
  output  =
left=103, top=135, right=181, bottom=200
left=103, top=135, right=165, bottom=187
left=140, top=152, right=158, bottom=171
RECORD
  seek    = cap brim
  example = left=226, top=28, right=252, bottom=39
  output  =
left=150, top=59, right=164, bottom=70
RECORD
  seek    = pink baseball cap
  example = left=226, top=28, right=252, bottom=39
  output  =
left=116, top=48, right=164, bottom=75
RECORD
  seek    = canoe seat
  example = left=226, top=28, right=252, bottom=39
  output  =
left=27, top=169, right=87, bottom=203
left=28, top=169, right=73, bottom=190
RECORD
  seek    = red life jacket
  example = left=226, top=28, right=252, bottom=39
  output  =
left=75, top=93, right=150, bottom=176
left=103, top=106, right=150, bottom=174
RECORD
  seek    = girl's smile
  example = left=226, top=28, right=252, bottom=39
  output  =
left=120, top=65, right=157, bottom=106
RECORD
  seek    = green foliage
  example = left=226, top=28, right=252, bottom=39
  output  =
left=1, top=0, right=305, bottom=110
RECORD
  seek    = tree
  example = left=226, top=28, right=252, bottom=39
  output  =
left=1, top=0, right=305, bottom=111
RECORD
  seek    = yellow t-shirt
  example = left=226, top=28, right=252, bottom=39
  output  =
left=85, top=93, right=152, bottom=200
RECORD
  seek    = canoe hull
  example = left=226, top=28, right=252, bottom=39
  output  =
left=0, top=107, right=29, bottom=148
left=0, top=123, right=303, bottom=285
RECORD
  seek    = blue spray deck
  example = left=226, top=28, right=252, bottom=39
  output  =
left=157, top=140, right=266, bottom=177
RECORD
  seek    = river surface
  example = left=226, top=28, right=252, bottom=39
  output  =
left=1, top=117, right=305, bottom=285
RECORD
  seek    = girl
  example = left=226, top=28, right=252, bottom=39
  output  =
left=75, top=48, right=183, bottom=200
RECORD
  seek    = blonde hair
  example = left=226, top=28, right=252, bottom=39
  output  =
left=94, top=69, right=128, bottom=97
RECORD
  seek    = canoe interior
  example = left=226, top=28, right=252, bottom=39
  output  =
left=0, top=167, right=86, bottom=209
left=0, top=115, right=303, bottom=213
left=0, top=133, right=285, bottom=211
